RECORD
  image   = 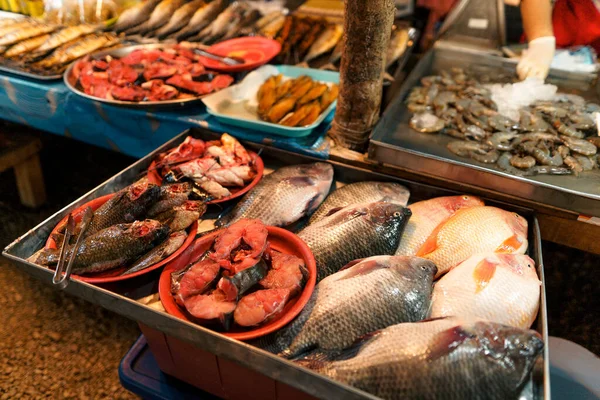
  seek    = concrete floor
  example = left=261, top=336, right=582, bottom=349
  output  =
left=0, top=127, right=598, bottom=398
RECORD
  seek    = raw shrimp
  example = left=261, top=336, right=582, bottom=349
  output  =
left=409, top=113, right=445, bottom=133
left=510, top=155, right=536, bottom=169
left=521, top=141, right=563, bottom=166
left=574, top=155, right=596, bottom=171
left=560, top=136, right=597, bottom=156
left=465, top=125, right=487, bottom=141
left=552, top=120, right=585, bottom=139
left=563, top=156, right=583, bottom=175
left=486, top=132, right=518, bottom=151
left=447, top=140, right=491, bottom=157
left=470, top=149, right=499, bottom=163
left=488, top=114, right=517, bottom=132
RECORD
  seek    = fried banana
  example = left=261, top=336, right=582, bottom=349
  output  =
left=298, top=102, right=322, bottom=126
left=297, top=83, right=328, bottom=107
left=267, top=97, right=297, bottom=123
left=320, top=83, right=339, bottom=111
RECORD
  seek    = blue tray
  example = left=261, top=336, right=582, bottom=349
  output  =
left=119, top=336, right=219, bottom=400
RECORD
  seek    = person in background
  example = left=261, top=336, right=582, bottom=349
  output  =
left=516, top=0, right=555, bottom=80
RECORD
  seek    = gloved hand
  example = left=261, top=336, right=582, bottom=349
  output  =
left=516, top=36, right=556, bottom=80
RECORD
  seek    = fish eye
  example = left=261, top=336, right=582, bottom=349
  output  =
left=393, top=211, right=402, bottom=217
left=462, top=195, right=469, bottom=200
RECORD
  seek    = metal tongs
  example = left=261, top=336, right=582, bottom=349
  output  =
left=192, top=48, right=244, bottom=66
left=52, top=207, right=93, bottom=290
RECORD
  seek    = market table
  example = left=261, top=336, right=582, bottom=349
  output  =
left=0, top=73, right=331, bottom=159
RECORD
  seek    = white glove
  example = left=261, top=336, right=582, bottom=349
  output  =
left=516, top=36, right=556, bottom=80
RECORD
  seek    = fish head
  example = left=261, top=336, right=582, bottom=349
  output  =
left=496, top=254, right=540, bottom=281
left=164, top=182, right=193, bottom=196
left=128, top=179, right=161, bottom=202
left=405, top=256, right=438, bottom=281
left=450, top=195, right=485, bottom=211
left=294, top=162, right=334, bottom=184
left=130, top=219, right=170, bottom=245
left=367, top=202, right=411, bottom=228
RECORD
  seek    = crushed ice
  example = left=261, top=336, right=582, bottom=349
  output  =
left=487, top=78, right=557, bottom=122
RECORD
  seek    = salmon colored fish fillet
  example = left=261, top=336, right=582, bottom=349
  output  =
left=415, top=206, right=528, bottom=277
left=430, top=253, right=540, bottom=329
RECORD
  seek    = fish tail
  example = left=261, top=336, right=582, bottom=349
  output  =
left=27, top=247, right=59, bottom=265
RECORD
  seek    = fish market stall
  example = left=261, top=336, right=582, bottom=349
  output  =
left=4, top=129, right=549, bottom=400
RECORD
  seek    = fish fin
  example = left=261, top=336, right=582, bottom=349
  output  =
left=338, top=258, right=364, bottom=271
left=428, top=326, right=474, bottom=362
left=383, top=72, right=395, bottom=82
left=338, top=259, right=387, bottom=279
left=415, top=223, right=443, bottom=256
left=323, top=206, right=344, bottom=218
left=473, top=257, right=497, bottom=293
left=284, top=176, right=316, bottom=187
left=495, top=234, right=523, bottom=253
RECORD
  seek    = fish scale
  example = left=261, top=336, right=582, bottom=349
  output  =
left=395, top=195, right=484, bottom=256
left=417, top=206, right=528, bottom=278
left=309, top=181, right=410, bottom=224
left=218, top=163, right=333, bottom=227
left=261, top=256, right=436, bottom=358
left=310, top=318, right=543, bottom=400
left=299, top=202, right=411, bottom=281
left=431, top=253, right=541, bottom=328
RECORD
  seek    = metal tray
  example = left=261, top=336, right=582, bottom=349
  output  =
left=369, top=46, right=600, bottom=218
left=64, top=44, right=215, bottom=110
left=0, top=60, right=63, bottom=81
left=3, top=128, right=549, bottom=400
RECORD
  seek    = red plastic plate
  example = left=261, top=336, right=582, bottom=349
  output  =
left=198, top=37, right=281, bottom=73
left=45, top=194, right=198, bottom=284
left=146, top=150, right=264, bottom=205
left=159, top=226, right=317, bottom=341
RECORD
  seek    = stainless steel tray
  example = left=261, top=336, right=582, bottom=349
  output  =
left=3, top=128, right=549, bottom=400
left=369, top=46, right=600, bottom=218
left=64, top=44, right=210, bottom=110
left=0, top=61, right=63, bottom=81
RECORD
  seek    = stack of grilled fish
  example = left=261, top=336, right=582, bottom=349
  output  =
left=0, top=17, right=119, bottom=76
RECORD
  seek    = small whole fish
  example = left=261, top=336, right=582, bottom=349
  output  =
left=113, top=0, right=163, bottom=33
left=0, top=24, right=58, bottom=47
left=298, top=202, right=412, bottom=281
left=126, top=0, right=187, bottom=35
left=431, top=253, right=541, bottom=329
left=217, top=163, right=334, bottom=228
left=219, top=8, right=262, bottom=41
left=303, top=24, right=343, bottom=63
left=309, top=181, right=410, bottom=224
left=0, top=19, right=39, bottom=37
left=320, top=36, right=344, bottom=71
left=189, top=2, right=247, bottom=44
left=395, top=195, right=484, bottom=256
left=259, top=13, right=286, bottom=39
left=385, top=28, right=410, bottom=70
left=0, top=18, right=27, bottom=29
left=3, top=34, right=50, bottom=58
left=415, top=206, right=529, bottom=277
left=155, top=0, right=206, bottom=39
left=155, top=200, right=207, bottom=231
left=37, top=33, right=119, bottom=68
left=29, top=220, right=169, bottom=274
left=260, top=255, right=436, bottom=358
left=85, top=178, right=161, bottom=237
left=174, top=0, right=228, bottom=40
left=300, top=317, right=544, bottom=400
left=122, top=230, right=187, bottom=275
left=240, top=10, right=282, bottom=36
left=35, top=24, right=97, bottom=54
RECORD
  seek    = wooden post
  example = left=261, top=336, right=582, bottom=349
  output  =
left=329, top=0, right=395, bottom=151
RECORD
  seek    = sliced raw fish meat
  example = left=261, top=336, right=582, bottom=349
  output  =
left=143, top=62, right=178, bottom=81
left=234, top=289, right=292, bottom=327
left=177, top=157, right=219, bottom=180
left=212, top=219, right=268, bottom=262
left=184, top=289, right=237, bottom=329
left=212, top=74, right=234, bottom=90
left=205, top=167, right=245, bottom=187
left=218, top=258, right=269, bottom=301
left=260, top=251, right=308, bottom=296
left=175, top=258, right=221, bottom=306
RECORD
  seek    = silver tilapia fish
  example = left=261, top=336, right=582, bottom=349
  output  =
left=299, top=202, right=411, bottom=281
left=126, top=0, right=186, bottom=36
left=121, top=230, right=187, bottom=275
left=300, top=317, right=544, bottom=400
left=113, top=0, right=163, bottom=33
left=260, top=256, right=436, bottom=358
left=217, top=162, right=333, bottom=228
left=174, top=0, right=228, bottom=40
left=309, top=181, right=410, bottom=224
left=155, top=0, right=205, bottom=39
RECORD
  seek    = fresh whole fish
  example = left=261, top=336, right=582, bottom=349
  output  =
left=385, top=28, right=410, bottom=70
left=309, top=181, right=410, bottom=224
left=155, top=200, right=206, bottom=231
left=303, top=24, right=343, bottom=63
left=113, top=0, right=163, bottom=33
left=416, top=206, right=528, bottom=278
left=174, top=0, right=228, bottom=40
left=29, top=220, right=169, bottom=274
left=121, top=230, right=187, bottom=275
left=187, top=2, right=244, bottom=43
left=300, top=317, right=543, bottom=400
left=217, top=163, right=334, bottom=228
left=147, top=182, right=192, bottom=217
left=298, top=202, right=412, bottom=281
left=155, top=0, right=206, bottom=39
left=3, top=34, right=50, bottom=58
left=35, top=24, right=97, bottom=54
left=260, top=256, right=436, bottom=358
left=85, top=179, right=161, bottom=237
left=219, top=8, right=262, bottom=41
left=126, top=0, right=187, bottom=36
left=259, top=13, right=286, bottom=39
left=239, top=10, right=282, bottom=36
left=0, top=24, right=58, bottom=47
left=395, top=195, right=484, bottom=256
left=431, top=253, right=541, bottom=329
left=37, top=33, right=119, bottom=68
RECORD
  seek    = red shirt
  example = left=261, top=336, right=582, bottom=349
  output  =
left=553, top=0, right=600, bottom=52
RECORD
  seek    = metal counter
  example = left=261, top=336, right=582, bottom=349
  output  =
left=3, top=128, right=549, bottom=399
left=369, top=46, right=600, bottom=218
